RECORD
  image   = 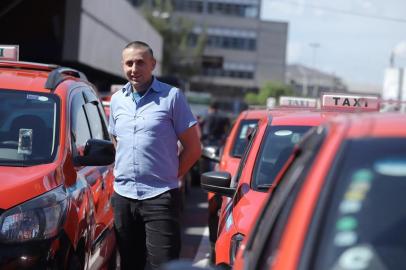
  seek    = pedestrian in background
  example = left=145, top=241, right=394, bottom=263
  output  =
left=201, top=101, right=230, bottom=145
left=108, top=41, right=201, bottom=269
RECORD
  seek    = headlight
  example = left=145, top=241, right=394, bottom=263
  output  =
left=0, top=185, right=68, bottom=243
left=230, top=233, right=244, bottom=266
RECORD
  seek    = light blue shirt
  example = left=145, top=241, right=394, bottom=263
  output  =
left=108, top=77, right=197, bottom=200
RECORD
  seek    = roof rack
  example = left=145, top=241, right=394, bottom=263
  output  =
left=45, top=67, right=88, bottom=90
left=0, top=60, right=58, bottom=71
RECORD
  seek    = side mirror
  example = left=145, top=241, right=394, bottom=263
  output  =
left=201, top=145, right=220, bottom=162
left=73, top=139, right=115, bottom=166
left=201, top=171, right=235, bottom=197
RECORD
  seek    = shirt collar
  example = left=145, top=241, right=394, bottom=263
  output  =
left=121, top=76, right=162, bottom=96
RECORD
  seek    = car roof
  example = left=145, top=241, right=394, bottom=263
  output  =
left=0, top=61, right=53, bottom=92
left=240, top=109, right=269, bottom=120
left=267, top=109, right=338, bottom=127
left=334, top=112, right=406, bottom=138
left=0, top=60, right=87, bottom=93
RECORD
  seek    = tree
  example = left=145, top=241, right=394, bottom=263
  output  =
left=141, top=0, right=206, bottom=83
left=245, top=81, right=293, bottom=105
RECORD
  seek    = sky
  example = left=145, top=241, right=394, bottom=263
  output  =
left=260, top=0, right=406, bottom=91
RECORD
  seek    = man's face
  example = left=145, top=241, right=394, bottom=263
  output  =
left=122, top=47, right=156, bottom=91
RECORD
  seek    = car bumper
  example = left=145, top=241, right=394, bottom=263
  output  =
left=0, top=231, right=70, bottom=269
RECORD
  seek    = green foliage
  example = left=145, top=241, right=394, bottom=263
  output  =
left=244, top=93, right=258, bottom=105
left=245, top=81, right=293, bottom=105
left=141, top=0, right=206, bottom=80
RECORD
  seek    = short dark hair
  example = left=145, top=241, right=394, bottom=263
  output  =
left=124, top=41, right=154, bottom=57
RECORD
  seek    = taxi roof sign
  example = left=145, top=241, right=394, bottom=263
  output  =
left=279, top=96, right=318, bottom=108
left=0, top=45, right=19, bottom=61
left=321, top=93, right=379, bottom=112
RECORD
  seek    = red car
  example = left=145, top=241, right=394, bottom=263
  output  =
left=0, top=46, right=116, bottom=269
left=235, top=112, right=406, bottom=270
left=206, top=109, right=264, bottom=256
left=202, top=107, right=331, bottom=267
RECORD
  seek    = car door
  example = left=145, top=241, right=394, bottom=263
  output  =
left=70, top=86, right=114, bottom=268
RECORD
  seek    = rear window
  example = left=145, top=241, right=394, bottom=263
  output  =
left=0, top=89, right=60, bottom=166
left=231, top=119, right=258, bottom=157
left=314, top=138, right=406, bottom=270
left=252, top=125, right=311, bottom=190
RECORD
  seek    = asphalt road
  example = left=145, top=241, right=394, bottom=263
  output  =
left=180, top=184, right=211, bottom=267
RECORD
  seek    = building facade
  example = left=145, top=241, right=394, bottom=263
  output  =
left=286, top=64, right=348, bottom=98
left=131, top=0, right=288, bottom=101
left=1, top=0, right=163, bottom=93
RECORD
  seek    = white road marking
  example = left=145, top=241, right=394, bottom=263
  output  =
left=192, top=226, right=211, bottom=268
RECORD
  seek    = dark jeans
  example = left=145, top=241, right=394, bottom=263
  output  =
left=111, top=189, right=181, bottom=270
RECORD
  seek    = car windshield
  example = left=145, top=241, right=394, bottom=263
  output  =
left=314, top=138, right=406, bottom=270
left=0, top=90, right=60, bottom=166
left=231, top=119, right=258, bottom=157
left=252, top=125, right=311, bottom=190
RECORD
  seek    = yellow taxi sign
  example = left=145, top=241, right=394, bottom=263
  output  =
left=279, top=96, right=318, bottom=108
left=0, top=45, right=19, bottom=61
left=321, top=93, right=379, bottom=111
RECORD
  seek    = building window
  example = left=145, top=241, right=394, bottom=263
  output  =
left=207, top=2, right=259, bottom=18
left=202, top=61, right=255, bottom=79
left=174, top=0, right=203, bottom=13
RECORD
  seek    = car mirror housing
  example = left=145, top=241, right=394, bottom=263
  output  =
left=73, top=139, right=115, bottom=166
left=201, top=171, right=235, bottom=197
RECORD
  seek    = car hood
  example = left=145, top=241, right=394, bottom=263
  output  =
left=0, top=163, right=62, bottom=210
left=233, top=190, right=268, bottom=236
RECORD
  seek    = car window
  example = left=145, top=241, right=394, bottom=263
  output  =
left=82, top=89, right=109, bottom=140
left=252, top=125, right=311, bottom=191
left=231, top=125, right=258, bottom=188
left=0, top=89, right=60, bottom=166
left=312, top=138, right=406, bottom=270
left=231, top=119, right=258, bottom=157
left=70, top=92, right=91, bottom=150
left=243, top=127, right=325, bottom=270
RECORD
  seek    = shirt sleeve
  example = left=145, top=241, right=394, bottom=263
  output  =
left=108, top=99, right=116, bottom=136
left=172, top=89, right=197, bottom=137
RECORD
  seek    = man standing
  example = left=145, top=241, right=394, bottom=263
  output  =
left=108, top=41, right=201, bottom=269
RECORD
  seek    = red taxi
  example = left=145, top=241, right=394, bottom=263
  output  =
left=202, top=97, right=327, bottom=267
left=0, top=46, right=116, bottom=269
left=205, top=109, right=264, bottom=254
left=234, top=111, right=405, bottom=270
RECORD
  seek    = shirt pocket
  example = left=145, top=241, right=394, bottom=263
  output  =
left=142, top=114, right=171, bottom=137
left=114, top=112, right=135, bottom=137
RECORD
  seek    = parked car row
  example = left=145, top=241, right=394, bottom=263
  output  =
left=234, top=112, right=406, bottom=270
left=199, top=93, right=406, bottom=270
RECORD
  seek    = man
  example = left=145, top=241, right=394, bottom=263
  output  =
left=108, top=41, right=201, bottom=269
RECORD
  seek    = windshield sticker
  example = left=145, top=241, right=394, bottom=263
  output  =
left=339, top=200, right=362, bottom=214
left=352, top=169, right=373, bottom=183
left=17, top=128, right=33, bottom=155
left=374, top=159, right=406, bottom=177
left=337, top=245, right=373, bottom=270
left=344, top=190, right=366, bottom=201
left=334, top=169, right=374, bottom=248
left=27, top=94, right=49, bottom=102
left=274, top=130, right=292, bottom=136
left=334, top=231, right=358, bottom=247
left=336, top=216, right=358, bottom=231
